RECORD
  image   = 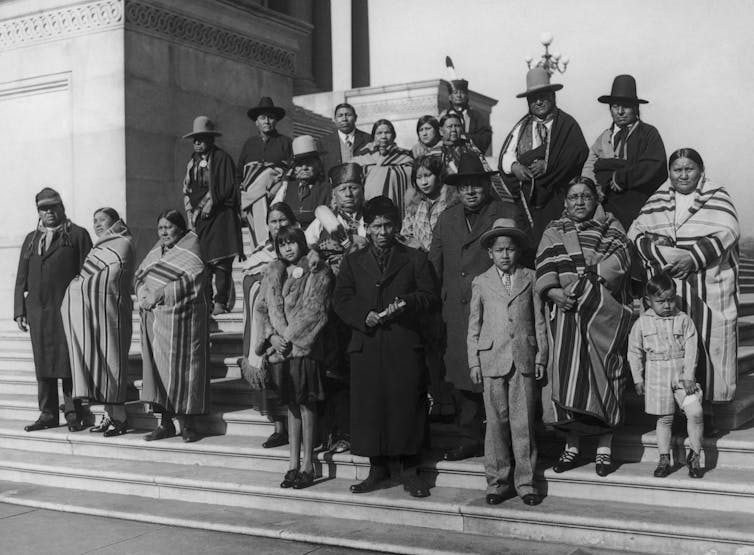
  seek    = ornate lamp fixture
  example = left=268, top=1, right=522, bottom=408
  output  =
left=525, top=32, right=569, bottom=75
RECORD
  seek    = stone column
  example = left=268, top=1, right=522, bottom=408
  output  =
left=351, top=0, right=370, bottom=88
left=330, top=0, right=352, bottom=91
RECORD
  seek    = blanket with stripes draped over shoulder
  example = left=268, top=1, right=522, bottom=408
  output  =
left=62, top=221, right=134, bottom=403
left=135, top=231, right=209, bottom=415
left=352, top=142, right=413, bottom=217
left=535, top=206, right=633, bottom=434
left=627, top=178, right=739, bottom=402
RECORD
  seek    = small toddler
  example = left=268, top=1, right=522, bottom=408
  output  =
left=627, top=272, right=704, bottom=479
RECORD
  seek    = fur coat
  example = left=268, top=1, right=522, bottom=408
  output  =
left=254, top=257, right=333, bottom=362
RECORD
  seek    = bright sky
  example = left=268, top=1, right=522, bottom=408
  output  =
left=369, top=0, right=752, bottom=237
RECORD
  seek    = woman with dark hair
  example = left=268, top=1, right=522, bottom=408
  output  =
left=352, top=118, right=414, bottom=217
left=240, top=202, right=299, bottom=448
left=628, top=148, right=740, bottom=427
left=536, top=176, right=633, bottom=477
left=411, top=115, right=441, bottom=158
left=62, top=207, right=135, bottom=436
left=334, top=196, right=439, bottom=498
left=135, top=209, right=209, bottom=443
left=254, top=226, right=333, bottom=489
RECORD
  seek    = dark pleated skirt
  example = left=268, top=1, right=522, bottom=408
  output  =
left=268, top=356, right=325, bottom=406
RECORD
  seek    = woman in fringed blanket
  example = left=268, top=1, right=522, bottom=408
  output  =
left=535, top=176, right=633, bottom=477
left=240, top=202, right=299, bottom=449
left=628, top=148, right=739, bottom=429
left=136, top=210, right=209, bottom=443
left=352, top=119, right=413, bottom=218
left=62, top=208, right=134, bottom=437
left=254, top=226, right=333, bottom=490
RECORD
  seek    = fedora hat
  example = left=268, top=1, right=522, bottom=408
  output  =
left=329, top=163, right=364, bottom=187
left=516, top=67, right=564, bottom=98
left=247, top=96, right=286, bottom=121
left=444, top=152, right=498, bottom=185
left=36, top=187, right=63, bottom=208
left=183, top=115, right=222, bottom=139
left=598, top=74, right=648, bottom=104
left=292, top=135, right=325, bottom=161
left=480, top=217, right=529, bottom=249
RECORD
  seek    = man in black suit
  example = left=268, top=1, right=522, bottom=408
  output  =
left=439, top=79, right=492, bottom=155
left=320, top=103, right=372, bottom=176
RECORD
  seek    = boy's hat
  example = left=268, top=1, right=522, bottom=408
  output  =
left=480, top=217, right=529, bottom=249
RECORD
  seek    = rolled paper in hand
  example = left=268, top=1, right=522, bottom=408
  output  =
left=315, top=205, right=351, bottom=249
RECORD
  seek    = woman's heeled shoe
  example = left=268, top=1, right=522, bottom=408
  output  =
left=552, top=450, right=578, bottom=473
left=653, top=454, right=672, bottom=478
left=292, top=470, right=315, bottom=489
left=103, top=420, right=128, bottom=438
left=280, top=469, right=299, bottom=488
left=90, top=416, right=112, bottom=433
left=595, top=453, right=613, bottom=477
left=687, top=450, right=703, bottom=479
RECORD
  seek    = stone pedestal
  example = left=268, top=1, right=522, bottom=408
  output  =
left=0, top=0, right=307, bottom=316
left=294, top=79, right=498, bottom=152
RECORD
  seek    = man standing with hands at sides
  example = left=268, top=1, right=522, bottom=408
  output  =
left=320, top=103, right=371, bottom=176
left=429, top=153, right=523, bottom=462
left=14, top=188, right=92, bottom=432
left=499, top=68, right=588, bottom=247
left=237, top=96, right=292, bottom=248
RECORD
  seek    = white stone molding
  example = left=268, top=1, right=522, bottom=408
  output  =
left=124, top=1, right=297, bottom=76
left=0, top=72, right=71, bottom=101
left=0, top=0, right=124, bottom=49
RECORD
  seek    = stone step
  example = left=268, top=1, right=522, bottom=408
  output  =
left=0, top=481, right=611, bottom=555
left=0, top=447, right=751, bottom=554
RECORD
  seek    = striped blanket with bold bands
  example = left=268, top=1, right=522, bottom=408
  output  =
left=62, top=222, right=134, bottom=404
left=135, top=231, right=209, bottom=415
left=628, top=178, right=740, bottom=402
left=536, top=206, right=633, bottom=434
left=352, top=142, right=413, bottom=217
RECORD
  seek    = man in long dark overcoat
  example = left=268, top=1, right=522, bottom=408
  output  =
left=333, top=196, right=438, bottom=498
left=429, top=153, right=522, bottom=461
left=14, top=188, right=92, bottom=431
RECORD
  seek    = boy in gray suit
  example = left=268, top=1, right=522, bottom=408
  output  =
left=467, top=218, right=548, bottom=506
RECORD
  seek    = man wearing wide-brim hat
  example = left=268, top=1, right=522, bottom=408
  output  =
left=429, top=152, right=525, bottom=462
left=237, top=96, right=293, bottom=248
left=182, top=115, right=242, bottom=315
left=270, top=135, right=331, bottom=229
left=14, top=188, right=92, bottom=432
left=582, top=74, right=667, bottom=230
left=498, top=67, right=588, bottom=246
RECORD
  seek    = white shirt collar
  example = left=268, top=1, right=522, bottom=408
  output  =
left=338, top=130, right=355, bottom=142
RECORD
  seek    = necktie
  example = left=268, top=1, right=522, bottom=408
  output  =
left=502, top=273, right=512, bottom=294
left=614, top=127, right=627, bottom=159
left=536, top=122, right=548, bottom=147
left=345, top=135, right=353, bottom=151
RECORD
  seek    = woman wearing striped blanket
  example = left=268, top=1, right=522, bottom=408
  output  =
left=628, top=148, right=740, bottom=430
left=136, top=210, right=210, bottom=443
left=62, top=208, right=134, bottom=437
left=535, top=176, right=633, bottom=477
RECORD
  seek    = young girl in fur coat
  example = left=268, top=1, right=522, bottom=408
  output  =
left=254, top=226, right=333, bottom=489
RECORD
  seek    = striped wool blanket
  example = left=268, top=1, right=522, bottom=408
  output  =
left=135, top=231, right=209, bottom=415
left=62, top=221, right=134, bottom=403
left=536, top=206, right=633, bottom=434
left=352, top=142, right=413, bottom=217
left=627, top=178, right=739, bottom=402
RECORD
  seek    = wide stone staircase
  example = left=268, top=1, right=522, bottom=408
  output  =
left=1, top=247, right=754, bottom=554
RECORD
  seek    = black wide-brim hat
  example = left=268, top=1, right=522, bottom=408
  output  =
left=444, top=152, right=498, bottom=185
left=598, top=74, right=648, bottom=104
left=247, top=96, right=286, bottom=121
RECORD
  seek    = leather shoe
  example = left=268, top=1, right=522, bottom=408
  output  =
left=66, top=416, right=86, bottom=432
left=402, top=475, right=429, bottom=498
left=522, top=493, right=542, bottom=506
left=443, top=444, right=482, bottom=462
left=350, top=469, right=388, bottom=494
left=103, top=420, right=128, bottom=438
left=143, top=424, right=176, bottom=441
left=182, top=426, right=199, bottom=443
left=293, top=470, right=315, bottom=489
left=24, top=419, right=57, bottom=432
left=595, top=454, right=612, bottom=477
left=552, top=450, right=578, bottom=473
left=486, top=493, right=504, bottom=505
left=262, top=431, right=288, bottom=449
left=280, top=469, right=298, bottom=488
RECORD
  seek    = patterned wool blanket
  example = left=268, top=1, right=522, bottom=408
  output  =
left=536, top=206, right=633, bottom=433
left=62, top=221, right=134, bottom=403
left=627, top=178, right=740, bottom=402
left=135, top=231, right=209, bottom=414
left=352, top=142, right=413, bottom=217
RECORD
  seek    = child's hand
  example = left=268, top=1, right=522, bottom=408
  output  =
left=535, top=363, right=545, bottom=380
left=634, top=382, right=645, bottom=396
left=680, top=379, right=697, bottom=395
left=469, top=366, right=482, bottom=386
